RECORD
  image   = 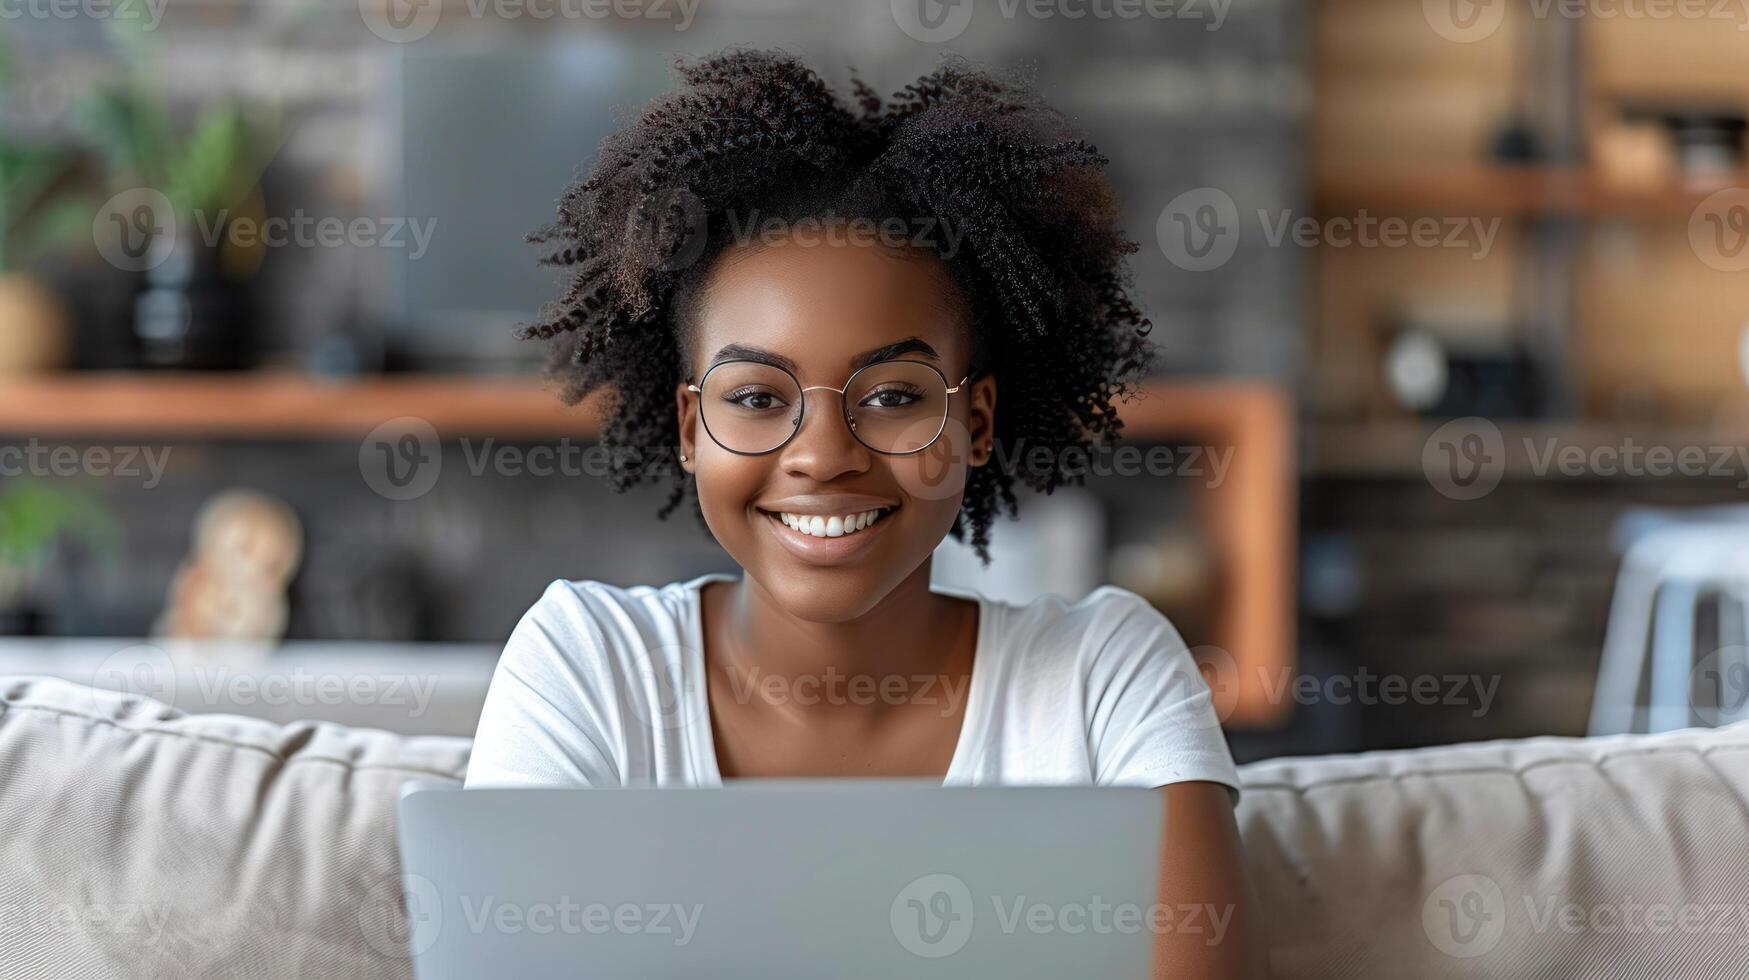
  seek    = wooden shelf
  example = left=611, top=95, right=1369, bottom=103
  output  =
left=0, top=372, right=584, bottom=439
left=0, top=370, right=1297, bottom=727
left=1314, top=166, right=1747, bottom=217
left=1307, top=417, right=1749, bottom=479
left=0, top=371, right=1287, bottom=441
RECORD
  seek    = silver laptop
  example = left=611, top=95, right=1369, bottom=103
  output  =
left=396, top=782, right=1164, bottom=978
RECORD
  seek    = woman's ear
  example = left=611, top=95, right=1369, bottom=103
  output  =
left=968, top=372, right=997, bottom=466
left=675, top=380, right=698, bottom=474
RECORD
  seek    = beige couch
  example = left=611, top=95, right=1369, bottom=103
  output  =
left=3, top=676, right=1746, bottom=978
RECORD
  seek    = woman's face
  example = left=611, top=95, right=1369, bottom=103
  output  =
left=675, top=231, right=997, bottom=622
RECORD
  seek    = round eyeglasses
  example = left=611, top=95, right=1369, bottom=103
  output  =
left=686, top=359, right=975, bottom=456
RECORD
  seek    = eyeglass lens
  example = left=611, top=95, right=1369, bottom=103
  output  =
left=697, top=360, right=951, bottom=455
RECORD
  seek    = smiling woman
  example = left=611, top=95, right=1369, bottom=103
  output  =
left=467, top=48, right=1260, bottom=978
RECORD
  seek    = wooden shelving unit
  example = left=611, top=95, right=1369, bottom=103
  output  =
left=0, top=371, right=1298, bottom=726
left=1315, top=165, right=1747, bottom=217
left=0, top=373, right=582, bottom=439
left=1307, top=416, right=1749, bottom=478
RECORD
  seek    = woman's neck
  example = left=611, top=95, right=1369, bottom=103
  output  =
left=704, top=561, right=976, bottom=718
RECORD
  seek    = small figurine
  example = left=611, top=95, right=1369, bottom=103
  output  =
left=155, top=490, right=303, bottom=642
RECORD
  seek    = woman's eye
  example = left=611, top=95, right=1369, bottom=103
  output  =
left=725, top=389, right=786, bottom=411
left=860, top=387, right=922, bottom=409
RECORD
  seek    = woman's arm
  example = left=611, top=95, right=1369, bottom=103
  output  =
left=1154, top=780, right=1263, bottom=979
left=464, top=580, right=621, bottom=788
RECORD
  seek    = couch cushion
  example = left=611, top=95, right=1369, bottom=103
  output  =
left=1236, top=722, right=1749, bottom=978
left=5, top=674, right=1748, bottom=978
left=0, top=676, right=469, bottom=980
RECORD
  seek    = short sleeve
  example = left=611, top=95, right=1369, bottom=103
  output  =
left=1081, top=589, right=1242, bottom=805
left=463, top=580, right=621, bottom=789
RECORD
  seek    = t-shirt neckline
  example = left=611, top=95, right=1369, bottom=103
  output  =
left=677, top=571, right=994, bottom=787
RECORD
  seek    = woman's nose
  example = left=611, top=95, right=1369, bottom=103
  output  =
left=778, top=388, right=869, bottom=476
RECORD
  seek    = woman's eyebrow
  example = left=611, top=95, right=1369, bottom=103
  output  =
left=708, top=338, right=941, bottom=374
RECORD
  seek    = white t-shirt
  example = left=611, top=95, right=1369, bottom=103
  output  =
left=463, top=572, right=1240, bottom=802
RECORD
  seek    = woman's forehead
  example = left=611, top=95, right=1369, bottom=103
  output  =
left=690, top=238, right=969, bottom=371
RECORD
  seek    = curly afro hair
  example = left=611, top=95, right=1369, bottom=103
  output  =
left=518, top=48, right=1160, bottom=567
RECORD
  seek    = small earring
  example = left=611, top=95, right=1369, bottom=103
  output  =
left=679, top=453, right=688, bottom=462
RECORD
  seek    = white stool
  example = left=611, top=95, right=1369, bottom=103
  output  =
left=1590, top=519, right=1749, bottom=735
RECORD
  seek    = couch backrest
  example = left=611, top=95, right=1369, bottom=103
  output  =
left=4, top=676, right=1746, bottom=978
left=1235, top=721, right=1749, bottom=976
left=0, top=677, right=467, bottom=980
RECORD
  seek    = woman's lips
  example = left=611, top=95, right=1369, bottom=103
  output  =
left=758, top=507, right=896, bottom=566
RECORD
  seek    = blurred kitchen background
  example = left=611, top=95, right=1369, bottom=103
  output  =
left=2, top=0, right=1747, bottom=761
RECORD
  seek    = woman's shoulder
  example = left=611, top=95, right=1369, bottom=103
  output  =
left=525, top=572, right=728, bottom=621
left=508, top=573, right=729, bottom=670
left=988, top=583, right=1195, bottom=683
left=1003, top=583, right=1181, bottom=650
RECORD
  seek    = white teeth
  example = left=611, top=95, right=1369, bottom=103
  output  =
left=776, top=508, right=890, bottom=539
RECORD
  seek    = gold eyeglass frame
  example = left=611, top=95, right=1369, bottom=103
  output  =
left=685, top=358, right=976, bottom=457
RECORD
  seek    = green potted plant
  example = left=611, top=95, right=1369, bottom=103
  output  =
left=74, top=19, right=267, bottom=369
left=0, top=481, right=119, bottom=635
left=0, top=31, right=92, bottom=376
